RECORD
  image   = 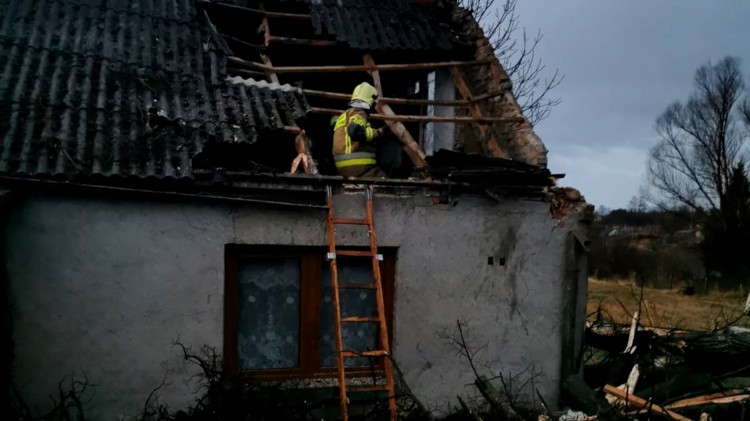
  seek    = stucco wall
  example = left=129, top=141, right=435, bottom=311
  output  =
left=5, top=189, right=582, bottom=418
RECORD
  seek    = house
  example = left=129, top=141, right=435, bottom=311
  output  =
left=1, top=0, right=591, bottom=418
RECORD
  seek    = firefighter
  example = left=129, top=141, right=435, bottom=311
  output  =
left=332, top=82, right=387, bottom=178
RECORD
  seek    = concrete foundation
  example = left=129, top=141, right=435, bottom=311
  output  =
left=5, top=188, right=586, bottom=418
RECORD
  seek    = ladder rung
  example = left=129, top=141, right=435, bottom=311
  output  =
left=347, top=384, right=390, bottom=393
left=341, top=316, right=379, bottom=323
left=339, top=283, right=377, bottom=289
left=336, top=250, right=383, bottom=261
left=342, top=350, right=388, bottom=358
left=332, top=218, right=369, bottom=225
left=336, top=250, right=374, bottom=257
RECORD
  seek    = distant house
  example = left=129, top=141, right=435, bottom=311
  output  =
left=1, top=0, right=590, bottom=418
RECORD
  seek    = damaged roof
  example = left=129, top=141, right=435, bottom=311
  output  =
left=0, top=0, right=552, bottom=195
left=218, top=0, right=465, bottom=53
left=0, top=0, right=308, bottom=180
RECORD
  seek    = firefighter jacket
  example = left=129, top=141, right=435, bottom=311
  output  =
left=332, top=108, right=382, bottom=169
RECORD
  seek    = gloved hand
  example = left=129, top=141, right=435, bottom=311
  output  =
left=375, top=126, right=390, bottom=137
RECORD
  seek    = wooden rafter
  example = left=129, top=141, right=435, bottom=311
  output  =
left=363, top=53, right=428, bottom=175
left=301, top=87, right=507, bottom=106
left=227, top=56, right=493, bottom=74
left=450, top=66, right=509, bottom=159
left=310, top=107, right=524, bottom=124
left=257, top=3, right=279, bottom=84
left=267, top=36, right=337, bottom=47
left=252, top=3, right=316, bottom=175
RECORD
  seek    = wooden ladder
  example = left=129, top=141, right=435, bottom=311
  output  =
left=325, top=185, right=397, bottom=421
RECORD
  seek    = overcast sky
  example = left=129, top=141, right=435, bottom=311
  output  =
left=513, top=1, right=750, bottom=210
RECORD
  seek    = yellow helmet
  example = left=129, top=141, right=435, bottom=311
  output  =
left=349, top=82, right=379, bottom=109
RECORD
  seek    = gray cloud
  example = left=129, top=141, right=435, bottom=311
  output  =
left=514, top=0, right=750, bottom=208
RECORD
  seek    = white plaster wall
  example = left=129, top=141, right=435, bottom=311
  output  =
left=6, top=190, right=572, bottom=418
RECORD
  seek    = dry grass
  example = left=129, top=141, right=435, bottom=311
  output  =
left=587, top=278, right=750, bottom=331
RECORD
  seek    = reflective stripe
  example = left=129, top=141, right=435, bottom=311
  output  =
left=334, top=152, right=376, bottom=162
left=335, top=158, right=377, bottom=168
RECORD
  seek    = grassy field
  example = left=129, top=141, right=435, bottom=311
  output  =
left=587, top=278, right=750, bottom=331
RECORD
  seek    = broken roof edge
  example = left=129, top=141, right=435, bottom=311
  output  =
left=447, top=1, right=550, bottom=168
left=0, top=170, right=554, bottom=210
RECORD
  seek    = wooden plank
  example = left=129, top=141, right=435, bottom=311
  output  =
left=227, top=68, right=267, bottom=78
left=258, top=4, right=279, bottom=84
left=625, top=310, right=639, bottom=353
left=268, top=35, right=337, bottom=46
left=361, top=53, right=427, bottom=173
left=603, top=384, right=693, bottom=421
left=667, top=391, right=749, bottom=410
left=227, top=56, right=493, bottom=73
left=450, top=66, right=508, bottom=159
left=290, top=130, right=318, bottom=175
left=303, top=88, right=474, bottom=106
left=310, top=107, right=523, bottom=124
left=376, top=103, right=430, bottom=168
left=363, top=53, right=383, bottom=96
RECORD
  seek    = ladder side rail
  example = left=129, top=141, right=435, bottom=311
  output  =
left=365, top=187, right=398, bottom=420
left=326, top=186, right=349, bottom=420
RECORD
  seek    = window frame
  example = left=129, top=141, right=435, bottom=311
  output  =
left=223, top=245, right=396, bottom=380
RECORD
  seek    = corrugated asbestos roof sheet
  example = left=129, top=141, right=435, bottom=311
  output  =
left=226, top=0, right=461, bottom=52
left=0, top=0, right=309, bottom=180
left=306, top=0, right=457, bottom=51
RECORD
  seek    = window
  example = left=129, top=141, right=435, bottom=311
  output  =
left=224, top=246, right=395, bottom=379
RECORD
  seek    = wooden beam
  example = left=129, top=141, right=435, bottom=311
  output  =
left=227, top=56, right=493, bottom=73
left=226, top=68, right=267, bottom=78
left=666, top=391, right=749, bottom=411
left=290, top=130, right=318, bottom=175
left=267, top=35, right=337, bottom=47
left=363, top=53, right=383, bottom=96
left=362, top=53, right=427, bottom=176
left=310, top=107, right=524, bottom=124
left=222, top=34, right=264, bottom=51
left=212, top=2, right=310, bottom=19
left=450, top=66, right=509, bottom=159
left=301, top=88, right=506, bottom=106
left=603, top=384, right=693, bottom=421
left=258, top=4, right=279, bottom=84
left=301, top=87, right=508, bottom=105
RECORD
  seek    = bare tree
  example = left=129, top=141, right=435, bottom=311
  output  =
left=647, top=57, right=750, bottom=278
left=458, top=0, right=563, bottom=125
left=647, top=56, right=750, bottom=214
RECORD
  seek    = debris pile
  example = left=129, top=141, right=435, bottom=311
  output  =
left=561, top=310, right=750, bottom=421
